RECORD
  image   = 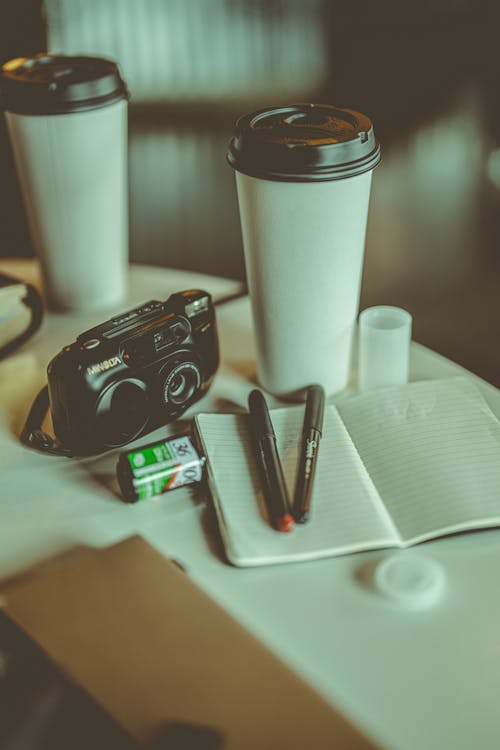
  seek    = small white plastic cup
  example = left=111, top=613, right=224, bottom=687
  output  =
left=358, top=306, right=412, bottom=391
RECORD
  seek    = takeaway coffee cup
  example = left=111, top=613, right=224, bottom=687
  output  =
left=227, top=104, right=380, bottom=398
left=0, top=54, right=129, bottom=311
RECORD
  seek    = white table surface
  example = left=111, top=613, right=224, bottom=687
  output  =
left=2, top=259, right=500, bottom=750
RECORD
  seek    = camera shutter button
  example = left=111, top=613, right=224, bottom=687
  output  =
left=82, top=338, right=100, bottom=350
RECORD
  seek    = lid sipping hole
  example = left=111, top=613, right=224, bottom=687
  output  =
left=53, top=68, right=74, bottom=79
left=284, top=109, right=328, bottom=126
left=283, top=112, right=309, bottom=125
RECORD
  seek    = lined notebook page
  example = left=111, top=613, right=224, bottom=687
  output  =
left=195, top=406, right=398, bottom=566
left=337, top=378, right=500, bottom=543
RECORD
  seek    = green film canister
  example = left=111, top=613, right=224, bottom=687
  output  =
left=116, top=435, right=205, bottom=503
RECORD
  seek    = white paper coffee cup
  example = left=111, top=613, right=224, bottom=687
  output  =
left=1, top=55, right=129, bottom=312
left=228, top=104, right=380, bottom=398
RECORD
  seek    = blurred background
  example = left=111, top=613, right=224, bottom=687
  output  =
left=1, top=0, right=499, bottom=388
left=1, top=2, right=500, bottom=746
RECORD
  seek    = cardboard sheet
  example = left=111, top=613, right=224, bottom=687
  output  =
left=1, top=536, right=376, bottom=749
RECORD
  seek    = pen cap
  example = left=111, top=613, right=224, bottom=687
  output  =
left=248, top=389, right=274, bottom=436
left=304, top=385, right=325, bottom=434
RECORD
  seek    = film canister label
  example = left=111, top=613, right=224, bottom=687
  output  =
left=117, top=435, right=205, bottom=503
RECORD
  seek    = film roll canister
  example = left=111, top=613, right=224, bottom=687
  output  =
left=116, top=435, right=205, bottom=503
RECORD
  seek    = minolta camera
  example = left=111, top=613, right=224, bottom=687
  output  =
left=47, top=289, right=218, bottom=455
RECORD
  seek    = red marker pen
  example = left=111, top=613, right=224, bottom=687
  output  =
left=248, top=389, right=295, bottom=533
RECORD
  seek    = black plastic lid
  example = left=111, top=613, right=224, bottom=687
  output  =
left=116, top=453, right=137, bottom=503
left=0, top=54, right=129, bottom=115
left=227, top=103, right=380, bottom=182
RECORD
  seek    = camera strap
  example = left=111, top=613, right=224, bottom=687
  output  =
left=20, top=385, right=74, bottom=457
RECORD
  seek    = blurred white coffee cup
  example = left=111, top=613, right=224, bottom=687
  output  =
left=1, top=54, right=129, bottom=311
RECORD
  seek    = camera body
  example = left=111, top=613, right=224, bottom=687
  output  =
left=47, top=289, right=219, bottom=455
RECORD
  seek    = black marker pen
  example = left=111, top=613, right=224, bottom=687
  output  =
left=248, top=389, right=295, bottom=533
left=293, top=384, right=325, bottom=523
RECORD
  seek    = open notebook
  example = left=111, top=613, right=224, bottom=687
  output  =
left=194, top=377, right=500, bottom=566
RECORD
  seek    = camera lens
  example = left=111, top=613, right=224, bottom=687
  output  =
left=163, top=361, right=201, bottom=406
left=96, top=378, right=148, bottom=447
left=169, top=372, right=186, bottom=398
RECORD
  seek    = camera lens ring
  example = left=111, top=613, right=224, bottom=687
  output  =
left=95, top=377, right=149, bottom=448
left=162, top=360, right=201, bottom=407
